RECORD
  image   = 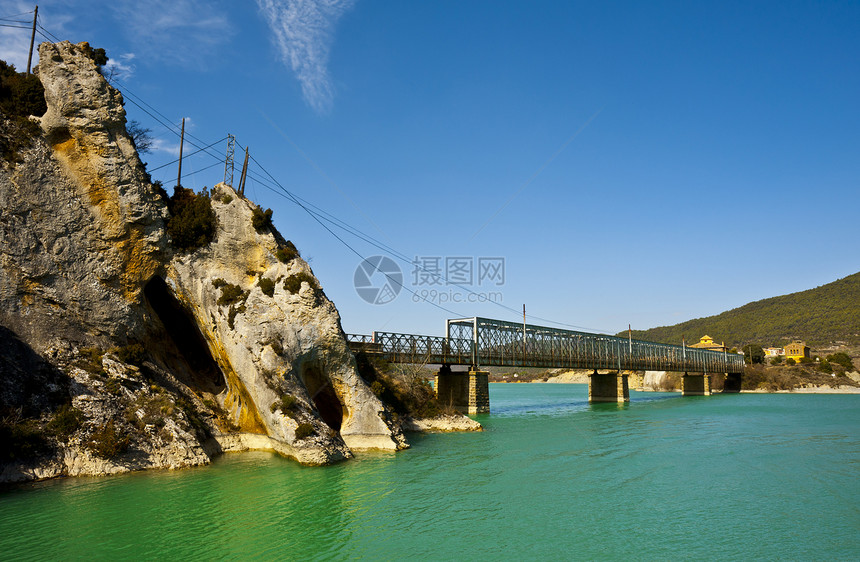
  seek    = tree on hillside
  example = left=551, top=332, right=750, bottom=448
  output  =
left=743, top=344, right=764, bottom=364
left=827, top=352, right=856, bottom=372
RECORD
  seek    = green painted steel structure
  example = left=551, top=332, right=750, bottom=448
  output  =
left=347, top=316, right=745, bottom=374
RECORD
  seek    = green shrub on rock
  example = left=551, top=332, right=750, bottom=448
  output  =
left=79, top=44, right=108, bottom=68
left=0, top=418, right=51, bottom=461
left=276, top=241, right=300, bottom=264
left=0, top=59, right=46, bottom=118
left=283, top=272, right=317, bottom=294
left=167, top=186, right=216, bottom=252
left=258, top=277, right=275, bottom=297
left=270, top=394, right=298, bottom=419
left=0, top=60, right=46, bottom=166
left=76, top=347, right=106, bottom=378
left=251, top=207, right=273, bottom=233
left=217, top=283, right=247, bottom=307
left=294, top=422, right=315, bottom=440
left=48, top=404, right=84, bottom=440
left=227, top=303, right=246, bottom=330
left=87, top=422, right=130, bottom=459
left=115, top=343, right=146, bottom=366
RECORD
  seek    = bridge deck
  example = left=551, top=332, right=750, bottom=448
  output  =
left=347, top=317, right=745, bottom=374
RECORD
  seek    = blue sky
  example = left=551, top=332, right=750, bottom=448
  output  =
left=2, top=0, right=858, bottom=338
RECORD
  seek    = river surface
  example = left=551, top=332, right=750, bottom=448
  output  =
left=1, top=384, right=858, bottom=560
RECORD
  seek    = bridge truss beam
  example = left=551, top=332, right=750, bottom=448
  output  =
left=346, top=317, right=745, bottom=375
left=445, top=317, right=744, bottom=374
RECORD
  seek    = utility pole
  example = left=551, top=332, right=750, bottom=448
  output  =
left=238, top=147, right=249, bottom=197
left=223, top=134, right=235, bottom=186
left=176, top=117, right=185, bottom=189
left=26, top=6, right=38, bottom=74
left=522, top=304, right=526, bottom=368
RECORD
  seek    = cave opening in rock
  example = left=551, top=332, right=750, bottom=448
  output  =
left=300, top=362, right=345, bottom=431
left=143, top=276, right=225, bottom=394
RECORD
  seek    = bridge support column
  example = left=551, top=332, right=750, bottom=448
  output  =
left=588, top=371, right=629, bottom=403
left=467, top=370, right=489, bottom=414
left=435, top=368, right=489, bottom=414
left=681, top=373, right=711, bottom=396
left=723, top=372, right=742, bottom=393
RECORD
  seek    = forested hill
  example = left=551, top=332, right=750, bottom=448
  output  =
left=624, top=272, right=860, bottom=347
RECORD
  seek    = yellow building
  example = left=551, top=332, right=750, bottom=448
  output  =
left=689, top=335, right=727, bottom=352
left=784, top=342, right=810, bottom=361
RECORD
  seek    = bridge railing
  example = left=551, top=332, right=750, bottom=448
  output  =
left=346, top=332, right=473, bottom=365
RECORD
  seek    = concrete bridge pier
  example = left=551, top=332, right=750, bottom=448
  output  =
left=681, top=373, right=711, bottom=396
left=435, top=366, right=489, bottom=414
left=588, top=370, right=629, bottom=403
left=723, top=372, right=743, bottom=393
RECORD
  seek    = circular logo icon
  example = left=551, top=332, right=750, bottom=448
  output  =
left=354, top=255, right=403, bottom=305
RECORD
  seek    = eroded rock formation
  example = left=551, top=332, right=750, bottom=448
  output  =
left=0, top=41, right=405, bottom=483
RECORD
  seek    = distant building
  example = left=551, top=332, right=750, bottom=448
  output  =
left=689, top=335, right=727, bottom=352
left=784, top=342, right=810, bottom=361
left=764, top=347, right=784, bottom=357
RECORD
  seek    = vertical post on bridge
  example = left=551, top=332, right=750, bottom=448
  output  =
left=522, top=304, right=526, bottom=368
left=628, top=324, right=633, bottom=368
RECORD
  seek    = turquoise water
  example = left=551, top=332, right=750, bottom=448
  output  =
left=1, top=384, right=858, bottom=560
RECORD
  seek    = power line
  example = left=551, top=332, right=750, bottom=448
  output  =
left=97, top=66, right=612, bottom=331
left=230, top=143, right=611, bottom=332
left=147, top=136, right=228, bottom=172
left=240, top=153, right=609, bottom=332
left=36, top=21, right=61, bottom=43
left=246, top=153, right=470, bottom=319
left=0, top=10, right=34, bottom=19
left=179, top=160, right=222, bottom=179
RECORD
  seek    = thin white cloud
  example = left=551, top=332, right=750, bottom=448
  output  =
left=142, top=116, right=193, bottom=156
left=110, top=0, right=232, bottom=66
left=151, top=137, right=181, bottom=157
left=256, top=0, right=356, bottom=114
left=103, top=52, right=136, bottom=80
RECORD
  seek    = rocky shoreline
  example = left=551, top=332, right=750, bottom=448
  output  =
left=401, top=414, right=483, bottom=433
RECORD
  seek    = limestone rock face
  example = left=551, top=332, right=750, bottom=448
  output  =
left=0, top=41, right=166, bottom=350
left=168, top=183, right=407, bottom=458
left=0, top=41, right=406, bottom=482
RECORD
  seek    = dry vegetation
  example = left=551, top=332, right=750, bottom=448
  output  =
left=354, top=353, right=457, bottom=418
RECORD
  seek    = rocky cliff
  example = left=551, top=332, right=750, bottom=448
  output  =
left=0, top=41, right=405, bottom=483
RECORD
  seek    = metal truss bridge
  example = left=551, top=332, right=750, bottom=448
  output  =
left=347, top=316, right=745, bottom=375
